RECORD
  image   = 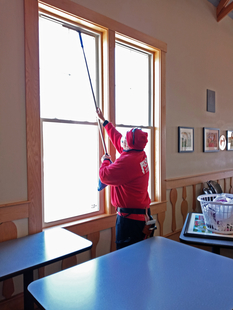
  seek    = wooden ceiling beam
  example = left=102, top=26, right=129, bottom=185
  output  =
left=217, top=0, right=230, bottom=15
left=217, top=0, right=233, bottom=22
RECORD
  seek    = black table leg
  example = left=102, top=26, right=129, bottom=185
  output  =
left=23, top=270, right=34, bottom=310
left=212, top=246, right=220, bottom=255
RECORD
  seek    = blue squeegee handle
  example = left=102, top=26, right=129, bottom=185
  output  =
left=78, top=31, right=97, bottom=110
left=78, top=31, right=84, bottom=48
left=78, top=31, right=108, bottom=155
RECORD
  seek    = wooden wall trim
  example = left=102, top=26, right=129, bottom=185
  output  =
left=61, top=201, right=166, bottom=236
left=160, top=51, right=166, bottom=201
left=24, top=0, right=42, bottom=234
left=64, top=214, right=116, bottom=236
left=150, top=201, right=167, bottom=214
left=0, top=201, right=29, bottom=223
left=0, top=293, right=24, bottom=310
left=164, top=229, right=181, bottom=242
left=166, top=172, right=233, bottom=238
left=165, top=169, right=233, bottom=189
left=0, top=200, right=30, bottom=209
left=106, top=29, right=116, bottom=214
left=0, top=222, right=18, bottom=300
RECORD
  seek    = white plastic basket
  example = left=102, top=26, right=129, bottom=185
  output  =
left=197, top=193, right=233, bottom=234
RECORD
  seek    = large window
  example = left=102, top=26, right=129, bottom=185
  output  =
left=39, top=15, right=103, bottom=223
left=115, top=42, right=152, bottom=127
left=29, top=1, right=166, bottom=229
left=115, top=41, right=153, bottom=196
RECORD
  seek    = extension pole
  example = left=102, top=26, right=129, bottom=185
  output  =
left=78, top=31, right=108, bottom=155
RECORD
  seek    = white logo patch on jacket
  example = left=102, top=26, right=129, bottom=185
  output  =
left=140, top=157, right=149, bottom=174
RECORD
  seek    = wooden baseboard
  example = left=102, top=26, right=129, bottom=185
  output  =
left=0, top=293, right=24, bottom=310
left=0, top=293, right=39, bottom=310
left=165, top=230, right=181, bottom=242
left=164, top=230, right=212, bottom=253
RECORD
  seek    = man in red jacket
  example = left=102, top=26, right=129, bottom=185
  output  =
left=96, top=108, right=155, bottom=250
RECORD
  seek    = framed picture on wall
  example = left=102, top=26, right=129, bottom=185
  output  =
left=226, top=130, right=233, bottom=151
left=219, top=135, right=226, bottom=151
left=203, top=127, right=219, bottom=152
left=178, top=127, right=194, bottom=153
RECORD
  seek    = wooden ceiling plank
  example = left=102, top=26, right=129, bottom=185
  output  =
left=217, top=1, right=233, bottom=21
left=217, top=0, right=230, bottom=16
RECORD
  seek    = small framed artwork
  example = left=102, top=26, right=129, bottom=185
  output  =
left=226, top=130, right=233, bottom=151
left=219, top=135, right=226, bottom=151
left=203, top=127, right=219, bottom=152
left=178, top=127, right=194, bottom=153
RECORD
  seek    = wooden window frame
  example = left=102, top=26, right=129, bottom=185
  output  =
left=24, top=0, right=167, bottom=233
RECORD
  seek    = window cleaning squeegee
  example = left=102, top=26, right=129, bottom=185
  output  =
left=63, top=23, right=110, bottom=191
left=77, top=30, right=110, bottom=191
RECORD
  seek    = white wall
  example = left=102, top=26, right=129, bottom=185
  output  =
left=1, top=0, right=233, bottom=300
left=70, top=0, right=233, bottom=178
left=1, top=0, right=233, bottom=207
left=0, top=0, right=27, bottom=204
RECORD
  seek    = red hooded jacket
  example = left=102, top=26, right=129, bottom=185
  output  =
left=99, top=122, right=151, bottom=221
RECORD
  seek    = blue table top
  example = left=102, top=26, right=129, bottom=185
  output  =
left=0, top=227, right=92, bottom=280
left=28, top=236, right=233, bottom=310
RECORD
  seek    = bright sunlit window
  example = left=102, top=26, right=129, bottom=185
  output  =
left=115, top=42, right=152, bottom=127
left=38, top=7, right=160, bottom=226
left=39, top=15, right=101, bottom=223
left=115, top=42, right=153, bottom=196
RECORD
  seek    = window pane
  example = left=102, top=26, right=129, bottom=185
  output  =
left=43, top=122, right=99, bottom=222
left=39, top=17, right=98, bottom=122
left=115, top=43, right=151, bottom=126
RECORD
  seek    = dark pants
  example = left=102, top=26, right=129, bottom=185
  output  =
left=115, top=214, right=146, bottom=250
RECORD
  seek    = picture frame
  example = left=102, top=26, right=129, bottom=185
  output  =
left=226, top=130, right=233, bottom=151
left=178, top=127, right=194, bottom=153
left=219, top=135, right=226, bottom=151
left=203, top=127, right=219, bottom=152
